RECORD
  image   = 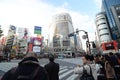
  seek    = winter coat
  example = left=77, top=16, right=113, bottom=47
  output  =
left=74, top=63, right=97, bottom=80
left=1, top=57, right=48, bottom=80
left=44, top=62, right=59, bottom=80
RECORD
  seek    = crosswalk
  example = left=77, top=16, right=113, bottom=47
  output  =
left=0, top=62, right=79, bottom=80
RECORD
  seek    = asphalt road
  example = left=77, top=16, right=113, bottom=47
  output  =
left=0, top=57, right=82, bottom=80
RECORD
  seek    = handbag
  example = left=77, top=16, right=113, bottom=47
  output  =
left=80, top=65, right=95, bottom=80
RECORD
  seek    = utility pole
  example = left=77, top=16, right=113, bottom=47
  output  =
left=68, top=29, right=91, bottom=54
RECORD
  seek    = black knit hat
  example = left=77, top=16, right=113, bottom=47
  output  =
left=48, top=54, right=54, bottom=62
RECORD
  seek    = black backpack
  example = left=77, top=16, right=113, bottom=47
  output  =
left=80, top=65, right=95, bottom=80
left=14, top=61, right=40, bottom=80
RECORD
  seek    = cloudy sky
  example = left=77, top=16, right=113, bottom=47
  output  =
left=0, top=0, right=102, bottom=50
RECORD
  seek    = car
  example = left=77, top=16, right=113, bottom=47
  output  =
left=57, top=54, right=65, bottom=59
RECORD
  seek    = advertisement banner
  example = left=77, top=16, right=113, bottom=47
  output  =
left=18, top=28, right=28, bottom=40
left=33, top=46, right=40, bottom=52
left=33, top=46, right=41, bottom=57
left=34, top=26, right=42, bottom=35
left=7, top=25, right=16, bottom=37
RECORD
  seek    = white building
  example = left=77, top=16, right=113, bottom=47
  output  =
left=48, top=13, right=83, bottom=55
left=95, top=12, right=112, bottom=44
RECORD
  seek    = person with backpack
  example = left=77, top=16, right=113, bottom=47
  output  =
left=44, top=54, right=59, bottom=80
left=74, top=54, right=97, bottom=80
left=1, top=52, right=48, bottom=80
left=94, top=54, right=106, bottom=80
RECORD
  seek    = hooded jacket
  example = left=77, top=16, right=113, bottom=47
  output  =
left=1, top=57, right=48, bottom=80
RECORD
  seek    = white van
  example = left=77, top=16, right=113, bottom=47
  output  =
left=65, top=51, right=73, bottom=58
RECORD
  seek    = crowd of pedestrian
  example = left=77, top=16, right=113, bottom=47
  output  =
left=1, top=52, right=59, bottom=80
left=1, top=51, right=120, bottom=80
left=74, top=52, right=120, bottom=80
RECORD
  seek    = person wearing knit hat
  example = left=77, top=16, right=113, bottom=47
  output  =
left=44, top=53, right=59, bottom=80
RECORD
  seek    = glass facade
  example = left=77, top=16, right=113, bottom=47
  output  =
left=102, top=0, right=120, bottom=40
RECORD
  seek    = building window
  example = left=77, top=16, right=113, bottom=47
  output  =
left=63, top=40, right=70, bottom=46
left=100, top=33, right=109, bottom=37
left=97, top=23, right=106, bottom=26
left=99, top=28, right=108, bottom=31
left=99, top=18, right=105, bottom=20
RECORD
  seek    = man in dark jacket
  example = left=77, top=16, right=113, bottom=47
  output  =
left=44, top=54, right=59, bottom=80
left=1, top=52, right=48, bottom=80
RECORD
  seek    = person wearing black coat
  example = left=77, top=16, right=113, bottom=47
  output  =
left=1, top=52, right=48, bottom=80
left=44, top=54, right=59, bottom=80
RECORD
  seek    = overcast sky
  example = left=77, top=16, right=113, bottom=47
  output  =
left=0, top=0, right=102, bottom=50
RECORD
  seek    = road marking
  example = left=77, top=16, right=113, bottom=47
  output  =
left=60, top=66, right=67, bottom=70
left=0, top=63, right=17, bottom=72
left=59, top=69, right=68, bottom=74
left=66, top=74, right=78, bottom=80
left=59, top=69, right=73, bottom=80
left=69, top=66, right=74, bottom=68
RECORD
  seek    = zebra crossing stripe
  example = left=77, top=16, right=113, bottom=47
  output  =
left=59, top=69, right=73, bottom=80
left=59, top=69, right=68, bottom=74
left=0, top=63, right=17, bottom=72
left=60, top=66, right=67, bottom=70
left=66, top=74, right=79, bottom=80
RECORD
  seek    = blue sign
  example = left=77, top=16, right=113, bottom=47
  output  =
left=34, top=26, right=42, bottom=34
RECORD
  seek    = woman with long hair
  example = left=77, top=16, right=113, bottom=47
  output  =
left=104, top=55, right=115, bottom=80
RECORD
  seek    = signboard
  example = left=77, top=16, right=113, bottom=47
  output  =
left=33, top=46, right=40, bottom=52
left=30, top=37, right=42, bottom=46
left=7, top=25, right=16, bottom=37
left=34, top=26, right=42, bottom=35
left=18, top=28, right=28, bottom=40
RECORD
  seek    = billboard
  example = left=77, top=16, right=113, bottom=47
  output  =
left=34, top=26, right=42, bottom=35
left=7, top=25, right=16, bottom=37
left=30, top=37, right=42, bottom=46
left=18, top=28, right=29, bottom=40
left=33, top=46, right=41, bottom=52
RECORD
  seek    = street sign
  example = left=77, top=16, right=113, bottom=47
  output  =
left=34, top=26, right=42, bottom=35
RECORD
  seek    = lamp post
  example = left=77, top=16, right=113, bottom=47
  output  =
left=68, top=29, right=91, bottom=54
left=59, top=35, right=63, bottom=54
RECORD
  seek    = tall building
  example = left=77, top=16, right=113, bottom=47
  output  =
left=95, top=12, right=112, bottom=44
left=102, top=0, right=120, bottom=41
left=95, top=12, right=118, bottom=54
left=6, top=25, right=16, bottom=49
left=111, top=4, right=120, bottom=40
left=49, top=13, right=83, bottom=55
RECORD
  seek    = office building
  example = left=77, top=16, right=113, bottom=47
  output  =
left=95, top=12, right=112, bottom=44
left=111, top=4, right=120, bottom=40
left=49, top=13, right=83, bottom=55
left=102, top=0, right=120, bottom=41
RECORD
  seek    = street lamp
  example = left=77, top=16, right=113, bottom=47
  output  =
left=59, top=34, right=63, bottom=54
left=68, top=29, right=91, bottom=54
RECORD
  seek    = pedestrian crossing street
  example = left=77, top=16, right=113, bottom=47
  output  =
left=0, top=62, right=79, bottom=80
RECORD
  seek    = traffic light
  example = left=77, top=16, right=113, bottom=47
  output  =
left=68, top=33, right=74, bottom=37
